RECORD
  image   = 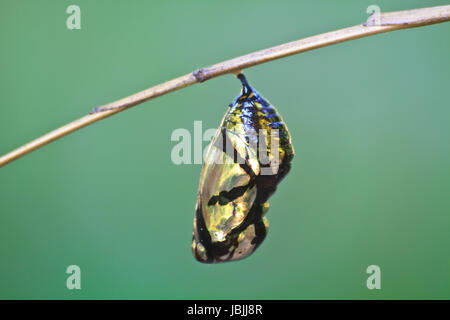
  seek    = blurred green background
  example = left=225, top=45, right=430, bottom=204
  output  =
left=1, top=0, right=449, bottom=299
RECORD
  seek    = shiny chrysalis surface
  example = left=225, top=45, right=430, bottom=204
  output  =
left=192, top=74, right=294, bottom=263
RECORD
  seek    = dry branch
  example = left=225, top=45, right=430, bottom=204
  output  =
left=1, top=5, right=449, bottom=168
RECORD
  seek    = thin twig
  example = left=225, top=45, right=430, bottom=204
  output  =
left=1, top=5, right=449, bottom=168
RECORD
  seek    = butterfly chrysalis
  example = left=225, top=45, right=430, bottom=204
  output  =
left=192, top=73, right=294, bottom=263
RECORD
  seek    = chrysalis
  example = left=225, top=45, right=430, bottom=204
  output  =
left=192, top=73, right=294, bottom=263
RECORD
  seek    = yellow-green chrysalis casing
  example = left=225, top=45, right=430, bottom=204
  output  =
left=192, top=74, right=294, bottom=263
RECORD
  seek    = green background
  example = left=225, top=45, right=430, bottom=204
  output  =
left=1, top=0, right=449, bottom=299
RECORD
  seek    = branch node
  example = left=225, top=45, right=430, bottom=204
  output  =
left=193, top=69, right=207, bottom=83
